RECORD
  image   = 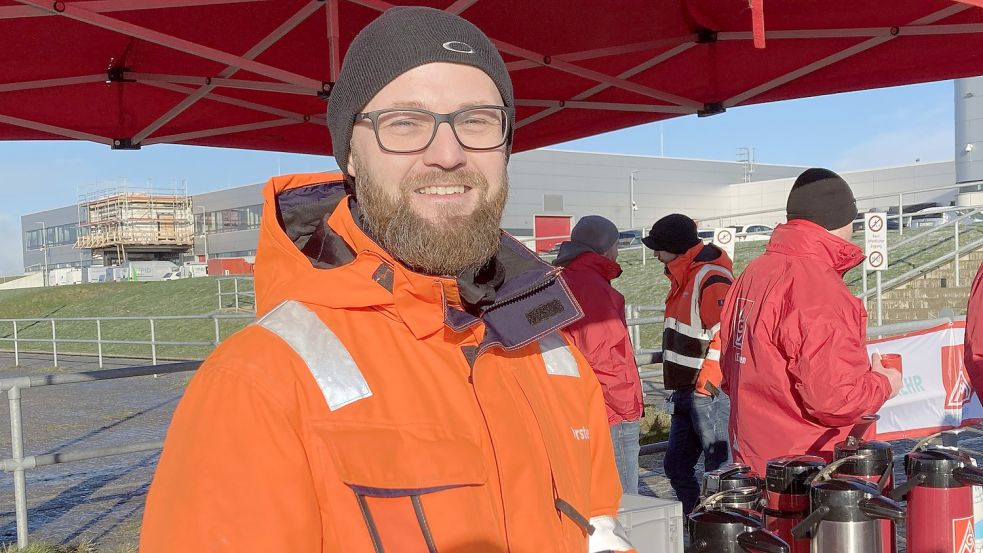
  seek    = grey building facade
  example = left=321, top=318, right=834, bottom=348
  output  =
left=20, top=148, right=962, bottom=273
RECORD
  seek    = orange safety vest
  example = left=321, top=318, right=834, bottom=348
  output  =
left=661, top=242, right=734, bottom=396
left=140, top=173, right=634, bottom=553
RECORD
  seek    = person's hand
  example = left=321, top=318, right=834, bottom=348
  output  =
left=871, top=352, right=902, bottom=399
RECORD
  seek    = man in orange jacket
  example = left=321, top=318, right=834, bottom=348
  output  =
left=140, top=7, right=634, bottom=553
left=644, top=214, right=733, bottom=514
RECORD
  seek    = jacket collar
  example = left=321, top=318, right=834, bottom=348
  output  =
left=256, top=174, right=582, bottom=350
left=664, top=242, right=728, bottom=287
left=766, top=219, right=864, bottom=275
left=560, top=251, right=623, bottom=282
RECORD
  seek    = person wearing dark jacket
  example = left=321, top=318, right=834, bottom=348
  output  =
left=719, top=168, right=903, bottom=476
left=644, top=213, right=733, bottom=514
left=554, top=215, right=645, bottom=494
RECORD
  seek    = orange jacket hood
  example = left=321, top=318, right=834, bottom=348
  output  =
left=254, top=172, right=584, bottom=348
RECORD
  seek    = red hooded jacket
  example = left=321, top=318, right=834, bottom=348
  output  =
left=719, top=220, right=892, bottom=474
left=558, top=251, right=644, bottom=425
left=965, top=261, right=983, bottom=394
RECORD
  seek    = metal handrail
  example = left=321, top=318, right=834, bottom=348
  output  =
left=0, top=313, right=252, bottom=323
left=0, top=361, right=200, bottom=548
left=703, top=181, right=973, bottom=227
left=875, top=207, right=982, bottom=252
left=857, top=235, right=983, bottom=301
left=0, top=312, right=254, bottom=368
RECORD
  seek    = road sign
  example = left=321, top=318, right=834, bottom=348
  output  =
left=714, top=227, right=735, bottom=259
left=865, top=213, right=888, bottom=271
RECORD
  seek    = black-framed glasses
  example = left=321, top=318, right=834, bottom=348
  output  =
left=354, top=105, right=512, bottom=153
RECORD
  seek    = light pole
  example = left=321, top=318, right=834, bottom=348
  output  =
left=34, top=221, right=48, bottom=286
left=629, top=170, right=640, bottom=229
left=194, top=206, right=210, bottom=263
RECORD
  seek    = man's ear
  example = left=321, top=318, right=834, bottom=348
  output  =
left=347, top=148, right=357, bottom=178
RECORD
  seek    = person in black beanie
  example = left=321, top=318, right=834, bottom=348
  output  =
left=141, top=7, right=636, bottom=553
left=717, top=168, right=902, bottom=476
left=644, top=213, right=734, bottom=513
left=785, top=167, right=859, bottom=233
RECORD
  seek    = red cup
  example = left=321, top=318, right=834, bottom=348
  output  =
left=879, top=353, right=903, bottom=373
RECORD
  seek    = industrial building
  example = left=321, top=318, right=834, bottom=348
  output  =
left=19, top=76, right=983, bottom=277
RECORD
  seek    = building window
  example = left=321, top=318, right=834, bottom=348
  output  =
left=544, top=194, right=564, bottom=212
left=213, top=250, right=257, bottom=258
left=201, top=204, right=262, bottom=233
left=25, top=224, right=78, bottom=250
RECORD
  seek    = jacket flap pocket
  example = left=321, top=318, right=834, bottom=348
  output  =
left=317, top=422, right=487, bottom=493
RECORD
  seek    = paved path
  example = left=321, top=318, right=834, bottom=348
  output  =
left=0, top=352, right=187, bottom=550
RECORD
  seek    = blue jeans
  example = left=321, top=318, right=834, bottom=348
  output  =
left=664, top=389, right=731, bottom=514
left=609, top=419, right=641, bottom=495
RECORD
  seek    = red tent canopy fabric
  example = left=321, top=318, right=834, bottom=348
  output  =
left=2, top=0, right=983, bottom=156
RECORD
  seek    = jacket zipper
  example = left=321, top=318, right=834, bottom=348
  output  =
left=480, top=273, right=557, bottom=315
left=467, top=352, right=512, bottom=546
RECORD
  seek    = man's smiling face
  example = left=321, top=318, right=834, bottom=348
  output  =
left=347, top=62, right=509, bottom=275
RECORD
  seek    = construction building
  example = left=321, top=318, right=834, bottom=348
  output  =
left=74, top=187, right=194, bottom=266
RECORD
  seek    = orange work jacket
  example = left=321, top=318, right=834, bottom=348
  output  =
left=140, top=173, right=633, bottom=553
left=661, top=242, right=734, bottom=396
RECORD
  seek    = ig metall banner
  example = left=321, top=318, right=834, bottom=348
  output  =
left=870, top=321, right=978, bottom=441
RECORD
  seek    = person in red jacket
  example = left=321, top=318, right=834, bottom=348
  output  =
left=644, top=213, right=733, bottom=514
left=554, top=215, right=645, bottom=494
left=719, top=168, right=903, bottom=475
left=964, top=262, right=983, bottom=394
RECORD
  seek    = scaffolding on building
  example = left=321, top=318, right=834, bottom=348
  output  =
left=75, top=185, right=194, bottom=263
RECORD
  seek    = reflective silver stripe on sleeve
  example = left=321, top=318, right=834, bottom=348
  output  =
left=588, top=515, right=634, bottom=552
left=689, top=264, right=734, bottom=327
left=664, top=349, right=706, bottom=370
left=706, top=349, right=721, bottom=361
left=538, top=332, right=580, bottom=378
left=257, top=300, right=372, bottom=411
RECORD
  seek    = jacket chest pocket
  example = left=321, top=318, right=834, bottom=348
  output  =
left=315, top=421, right=494, bottom=553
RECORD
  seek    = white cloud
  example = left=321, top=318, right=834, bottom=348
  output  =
left=0, top=215, right=24, bottom=276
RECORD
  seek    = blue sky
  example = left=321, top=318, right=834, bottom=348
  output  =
left=0, top=80, right=955, bottom=274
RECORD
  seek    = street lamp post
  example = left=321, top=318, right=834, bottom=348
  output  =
left=194, top=206, right=209, bottom=263
left=629, top=170, right=640, bottom=229
left=34, top=221, right=48, bottom=287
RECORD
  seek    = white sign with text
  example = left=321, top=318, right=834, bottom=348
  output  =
left=864, top=213, right=889, bottom=271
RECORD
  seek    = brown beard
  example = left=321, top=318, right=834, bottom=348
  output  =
left=352, top=153, right=508, bottom=276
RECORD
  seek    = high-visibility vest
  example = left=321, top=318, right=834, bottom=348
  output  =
left=663, top=263, right=733, bottom=393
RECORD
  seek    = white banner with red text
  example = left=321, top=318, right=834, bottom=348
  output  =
left=868, top=320, right=981, bottom=441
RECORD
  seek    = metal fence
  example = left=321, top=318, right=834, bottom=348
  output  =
left=0, top=362, right=201, bottom=549
left=216, top=276, right=255, bottom=311
left=0, top=311, right=961, bottom=549
left=0, top=313, right=254, bottom=368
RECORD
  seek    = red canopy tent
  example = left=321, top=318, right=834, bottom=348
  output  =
left=2, top=0, right=983, bottom=156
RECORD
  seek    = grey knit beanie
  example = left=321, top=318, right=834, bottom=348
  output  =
left=327, top=6, right=514, bottom=177
left=571, top=215, right=620, bottom=254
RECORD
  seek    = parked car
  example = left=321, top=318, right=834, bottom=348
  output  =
left=697, top=230, right=715, bottom=244
left=730, top=224, right=773, bottom=242
left=908, top=206, right=983, bottom=228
